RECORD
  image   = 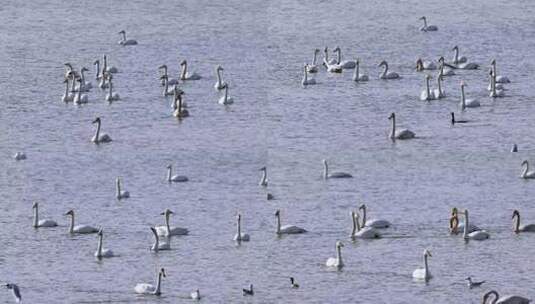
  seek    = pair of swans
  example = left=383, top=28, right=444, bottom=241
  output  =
left=234, top=212, right=250, bottom=242
left=118, top=30, right=137, bottom=46
left=325, top=241, right=344, bottom=269
left=482, top=290, right=530, bottom=304
left=378, top=61, right=399, bottom=79
left=135, top=268, right=166, bottom=295
left=218, top=85, right=234, bottom=105
left=155, top=209, right=189, bottom=236
left=419, top=16, right=438, bottom=31
left=352, top=59, right=369, bottom=82
left=350, top=210, right=380, bottom=239
left=512, top=210, right=535, bottom=233
left=95, top=228, right=115, bottom=259
left=275, top=209, right=307, bottom=235
left=78, top=67, right=92, bottom=92
left=116, top=177, right=129, bottom=199
left=65, top=209, right=99, bottom=234
left=91, top=117, right=112, bottom=144
left=172, top=88, right=190, bottom=118
left=179, top=60, right=201, bottom=80
left=322, top=159, right=352, bottom=179
left=420, top=73, right=446, bottom=101
left=214, top=65, right=227, bottom=90
left=302, top=64, right=316, bottom=85
left=388, top=113, right=415, bottom=140
left=460, top=81, right=480, bottom=110
left=520, top=160, right=535, bottom=179
left=412, top=249, right=432, bottom=281
left=32, top=202, right=57, bottom=228
left=167, top=164, right=188, bottom=182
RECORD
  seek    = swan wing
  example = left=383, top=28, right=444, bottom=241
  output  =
left=325, top=257, right=338, bottom=267
left=496, top=295, right=530, bottom=304
left=367, top=219, right=390, bottom=228
left=171, top=175, right=188, bottom=182
left=135, top=283, right=155, bottom=294
left=412, top=268, right=426, bottom=279
left=280, top=225, right=307, bottom=234
left=74, top=225, right=99, bottom=233
left=328, top=172, right=352, bottom=178
left=520, top=224, right=535, bottom=232
left=468, top=230, right=489, bottom=240
left=395, top=129, right=415, bottom=139
left=38, top=219, right=58, bottom=227
left=169, top=227, right=189, bottom=235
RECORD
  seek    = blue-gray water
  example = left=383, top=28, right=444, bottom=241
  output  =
left=1, top=0, right=535, bottom=303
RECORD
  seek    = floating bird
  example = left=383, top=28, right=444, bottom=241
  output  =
left=412, top=249, right=432, bottom=282
left=521, top=160, right=535, bottom=179
left=290, top=277, right=299, bottom=288
left=465, top=277, right=485, bottom=289
left=91, top=117, right=112, bottom=144
left=275, top=209, right=307, bottom=235
left=359, top=204, right=390, bottom=228
left=134, top=268, right=166, bottom=295
left=118, top=30, right=137, bottom=45
left=512, top=210, right=535, bottom=233
left=388, top=113, right=415, bottom=140
left=32, top=202, right=58, bottom=228
left=378, top=60, right=399, bottom=79
left=419, top=16, right=438, bottom=31
left=95, top=228, right=115, bottom=259
left=322, top=159, right=352, bottom=179
left=150, top=227, right=171, bottom=251
left=482, top=290, right=530, bottom=304
left=351, top=211, right=381, bottom=239
left=325, top=241, right=344, bottom=269
left=115, top=177, right=129, bottom=199
left=214, top=65, right=227, bottom=90
left=166, top=164, right=188, bottom=183
left=155, top=209, right=189, bottom=236
left=64, top=209, right=99, bottom=234
left=233, top=212, right=250, bottom=242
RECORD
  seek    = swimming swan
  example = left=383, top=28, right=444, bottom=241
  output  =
left=433, top=72, right=445, bottom=99
left=352, top=59, right=369, bottom=82
left=158, top=65, right=179, bottom=86
left=451, top=46, right=467, bottom=64
left=302, top=64, right=316, bottom=85
left=388, top=113, right=415, bottom=140
left=359, top=204, right=391, bottom=228
left=460, top=81, right=480, bottom=110
left=13, top=152, right=26, bottom=161
left=150, top=227, right=171, bottom=251
left=62, top=78, right=74, bottom=102
left=322, top=47, right=337, bottom=67
left=135, top=268, right=166, bottom=295
left=64, top=209, right=99, bottom=234
left=160, top=75, right=175, bottom=96
left=166, top=164, right=189, bottom=183
left=351, top=211, right=381, bottom=239
left=275, top=209, right=307, bottom=235
left=79, top=67, right=92, bottom=91
left=179, top=60, right=201, bottom=80
left=191, top=289, right=201, bottom=300
left=242, top=284, right=254, bottom=296
left=32, top=202, right=58, bottom=228
left=491, top=59, right=510, bottom=83
left=482, top=290, right=530, bottom=304
left=102, top=55, right=118, bottom=74
left=378, top=60, right=399, bottom=79
left=91, top=117, right=112, bottom=144
left=412, top=249, right=432, bottom=281
left=214, top=65, right=227, bottom=90
left=155, top=209, right=189, bottom=236
left=521, top=160, right=535, bottom=179
left=333, top=47, right=356, bottom=69
left=73, top=78, right=89, bottom=104
left=95, top=228, right=115, bottom=259
left=512, top=210, right=535, bottom=233
left=259, top=166, right=268, bottom=186
left=438, top=57, right=455, bottom=76
left=118, top=30, right=137, bottom=46
left=325, top=241, right=344, bottom=269
left=462, top=209, right=489, bottom=240
left=420, top=74, right=435, bottom=101
left=419, top=16, right=438, bottom=31
left=116, top=177, right=129, bottom=199
left=234, top=212, right=250, bottom=242
left=218, top=84, right=234, bottom=105
left=322, top=159, right=352, bottom=179
left=449, top=207, right=479, bottom=234
left=307, top=49, right=320, bottom=73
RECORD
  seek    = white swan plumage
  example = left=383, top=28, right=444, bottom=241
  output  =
left=389, top=112, right=415, bottom=140
left=234, top=213, right=250, bottom=242
left=62, top=78, right=74, bottom=102
left=512, top=210, right=535, bottom=233
left=420, top=74, right=435, bottom=101
left=491, top=59, right=510, bottom=83
left=416, top=58, right=437, bottom=71
left=32, top=202, right=58, bottom=228
left=79, top=67, right=92, bottom=91
left=64, top=209, right=99, bottom=234
left=359, top=204, right=391, bottom=229
left=460, top=81, right=480, bottom=110
left=412, top=249, right=432, bottom=281
left=159, top=65, right=179, bottom=86
left=166, top=164, right=188, bottom=183
left=432, top=71, right=445, bottom=99
left=302, top=64, right=316, bottom=85
left=451, top=46, right=467, bottom=64
left=307, top=49, right=320, bottom=73
left=155, top=209, right=189, bottom=236
left=179, top=60, right=201, bottom=80
left=73, top=78, right=89, bottom=104
left=150, top=227, right=171, bottom=251
left=352, top=59, right=369, bottom=82
left=118, top=30, right=137, bottom=46
left=218, top=85, right=234, bottom=104
left=134, top=268, right=166, bottom=295
left=350, top=211, right=380, bottom=239
left=461, top=209, right=490, bottom=240
left=214, top=65, right=227, bottom=90
left=102, top=55, right=118, bottom=73
left=521, top=160, right=535, bottom=179
left=275, top=209, right=307, bottom=235
left=91, top=117, right=112, bottom=144
left=105, top=75, right=120, bottom=101
left=95, top=228, right=115, bottom=259
left=325, top=241, right=344, bottom=269
left=438, top=57, right=455, bottom=76
left=489, top=70, right=505, bottom=98
left=378, top=60, right=399, bottom=79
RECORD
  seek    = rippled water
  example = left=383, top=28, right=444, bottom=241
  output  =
left=2, top=0, right=535, bottom=303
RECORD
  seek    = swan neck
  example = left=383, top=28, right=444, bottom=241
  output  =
left=237, top=216, right=241, bottom=237
left=165, top=213, right=171, bottom=234
left=64, top=80, right=69, bottom=96
left=423, top=254, right=429, bottom=278
left=155, top=272, right=162, bottom=295
left=152, top=228, right=159, bottom=250
left=323, top=162, right=328, bottom=179
left=514, top=214, right=520, bottom=233
left=95, top=120, right=101, bottom=142
left=522, top=162, right=529, bottom=178
left=390, top=116, right=396, bottom=139
left=276, top=213, right=281, bottom=234
left=303, top=66, right=308, bottom=83
left=180, top=62, right=187, bottom=79
left=460, top=85, right=466, bottom=109
left=381, top=63, right=388, bottom=77
left=351, top=214, right=356, bottom=236
left=116, top=179, right=121, bottom=198
left=260, top=170, right=267, bottom=185
left=312, top=51, right=317, bottom=64
left=336, top=245, right=343, bottom=265
left=163, top=77, right=168, bottom=94
left=33, top=206, right=38, bottom=227
left=97, top=233, right=103, bottom=257
left=108, top=81, right=113, bottom=95
left=69, top=214, right=75, bottom=233
left=81, top=70, right=85, bottom=83
left=336, top=49, right=341, bottom=64
left=454, top=48, right=459, bottom=62
left=95, top=61, right=100, bottom=79
left=361, top=207, right=366, bottom=229
left=216, top=68, right=222, bottom=86
left=224, top=86, right=228, bottom=101
left=425, top=77, right=430, bottom=96
left=463, top=212, right=469, bottom=238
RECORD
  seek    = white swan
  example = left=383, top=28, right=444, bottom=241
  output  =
left=79, top=67, right=92, bottom=91
left=172, top=88, right=190, bottom=118
left=118, top=30, right=137, bottom=46
left=521, top=160, right=535, bottom=179
left=451, top=46, right=467, bottom=64
left=352, top=59, right=369, bottom=82
left=73, top=78, right=88, bottom=104
left=433, top=72, right=445, bottom=99
left=412, top=249, right=432, bottom=281
left=102, top=55, right=118, bottom=73
left=322, top=159, right=352, bottom=179
left=218, top=85, right=234, bottom=104
left=416, top=58, right=437, bottom=71
left=5, top=283, right=22, bottom=303
left=32, top=202, right=58, bottom=228
left=275, top=209, right=307, bottom=235
left=150, top=227, right=171, bottom=251
left=234, top=213, right=250, bottom=242
left=359, top=204, right=391, bottom=228
left=491, top=59, right=510, bottom=83
left=450, top=112, right=468, bottom=125
left=105, top=76, right=120, bottom=101
left=160, top=75, right=175, bottom=96
left=325, top=241, right=344, bottom=269
left=388, top=113, right=415, bottom=140
left=158, top=65, right=178, bottom=86
left=482, top=290, right=530, bottom=304
left=462, top=209, right=490, bottom=240
left=13, top=152, right=26, bottom=160
left=116, top=177, right=129, bottom=199
left=155, top=209, right=189, bottom=236
left=214, top=65, right=227, bottom=90
left=307, top=49, right=320, bottom=73
left=95, top=228, right=115, bottom=259
left=512, top=210, right=535, bottom=233
left=333, top=47, right=356, bottom=69
left=351, top=211, right=380, bottom=239
left=191, top=289, right=201, bottom=300
left=489, top=70, right=505, bottom=98
left=166, top=164, right=189, bottom=184
left=91, top=117, right=112, bottom=144
left=420, top=74, right=435, bottom=101
left=378, top=60, right=399, bottom=79
left=301, top=64, right=316, bottom=85
left=322, top=47, right=337, bottom=67
left=98, top=72, right=109, bottom=89
left=179, top=60, right=201, bottom=80
left=64, top=209, right=99, bottom=234
left=457, top=61, right=479, bottom=70
left=135, top=268, right=166, bottom=295
left=460, top=81, right=480, bottom=110
left=449, top=208, right=479, bottom=234
left=438, top=57, right=455, bottom=76
left=419, top=16, right=438, bottom=31
left=259, top=166, right=268, bottom=186
left=62, top=78, right=74, bottom=102
left=326, top=60, right=343, bottom=73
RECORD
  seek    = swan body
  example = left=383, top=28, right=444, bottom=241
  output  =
left=218, top=85, right=234, bottom=104
left=307, top=49, right=320, bottom=73
left=5, top=283, right=22, bottom=303
left=416, top=58, right=437, bottom=71
left=32, top=202, right=58, bottom=228
left=118, top=30, right=137, bottom=45
left=460, top=81, right=480, bottom=110
left=172, top=89, right=189, bottom=118
left=302, top=64, right=316, bottom=85
left=457, top=62, right=479, bottom=70
left=259, top=166, right=268, bottom=186
left=62, top=79, right=74, bottom=102
left=234, top=213, right=250, bottom=242
left=166, top=164, right=188, bottom=183
left=359, top=204, right=391, bottom=229
left=520, top=160, right=535, bottom=179
left=135, top=268, right=166, bottom=295
left=325, top=241, right=344, bottom=269
left=491, top=59, right=510, bottom=83
left=95, top=228, right=115, bottom=258
left=462, top=209, right=489, bottom=240
left=155, top=209, right=189, bottom=236
left=179, top=60, right=201, bottom=80
left=351, top=211, right=381, bottom=239
left=420, top=74, right=435, bottom=101
left=322, top=159, right=352, bottom=179
left=275, top=209, right=307, bottom=235
left=91, top=117, right=112, bottom=144
left=65, top=209, right=99, bottom=234
left=116, top=177, right=129, bottom=199
left=513, top=210, right=535, bottom=233
left=333, top=47, right=356, bottom=69
left=378, top=60, right=399, bottom=79
left=79, top=67, right=92, bottom=91
left=191, top=289, right=201, bottom=300
left=73, top=79, right=88, bottom=104
left=326, top=62, right=343, bottom=73
left=412, top=249, right=432, bottom=281
left=483, top=290, right=530, bottom=304
left=389, top=112, right=415, bottom=140
left=13, top=152, right=26, bottom=161
left=150, top=227, right=171, bottom=251
left=419, top=16, right=438, bottom=31
left=352, top=59, right=369, bottom=82
left=214, top=65, right=227, bottom=90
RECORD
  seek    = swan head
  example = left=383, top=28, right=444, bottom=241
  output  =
left=166, top=164, right=172, bottom=169
left=314, top=48, right=320, bottom=54
left=488, top=69, right=494, bottom=77
left=419, top=16, right=426, bottom=20
left=378, top=60, right=387, bottom=67
left=160, top=209, right=174, bottom=216
left=438, top=56, right=444, bottom=63
left=92, top=117, right=101, bottom=124
left=81, top=67, right=89, bottom=72
left=416, top=58, right=423, bottom=70
left=160, top=268, right=166, bottom=277
left=358, top=204, right=366, bottom=211
left=522, top=160, right=528, bottom=166
left=451, top=207, right=459, bottom=216
left=323, top=47, right=328, bottom=53
left=118, top=30, right=125, bottom=34
left=491, top=59, right=496, bottom=65
left=423, top=249, right=432, bottom=257
left=388, top=112, right=395, bottom=120
left=452, top=45, right=458, bottom=51
left=180, top=60, right=187, bottom=66
left=93, top=60, right=99, bottom=65
left=274, top=209, right=280, bottom=216
left=64, top=209, right=74, bottom=216
left=32, top=201, right=38, bottom=209
left=460, top=81, right=466, bottom=87
left=216, top=65, right=223, bottom=71
left=425, top=74, right=432, bottom=80
left=158, top=64, right=167, bottom=70
left=259, top=166, right=266, bottom=171
left=64, top=63, right=73, bottom=70
left=336, top=241, right=344, bottom=248
left=97, top=228, right=103, bottom=236
left=512, top=209, right=520, bottom=219
left=333, top=46, right=340, bottom=52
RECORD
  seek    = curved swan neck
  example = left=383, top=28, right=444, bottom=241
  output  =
left=390, top=115, right=396, bottom=139
left=97, top=233, right=103, bottom=257
left=216, top=68, right=222, bottom=86
left=260, top=169, right=267, bottom=185
left=116, top=179, right=121, bottom=198
left=323, top=161, right=328, bottom=179
left=381, top=62, right=388, bottom=77
left=94, top=119, right=101, bottom=141
left=460, top=85, right=466, bottom=110
left=180, top=62, right=188, bottom=79
left=454, top=47, right=459, bottom=63
left=522, top=162, right=529, bottom=178
left=94, top=61, right=100, bottom=79
left=33, top=205, right=39, bottom=227
left=303, top=65, right=308, bottom=83
left=224, top=85, right=229, bottom=101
